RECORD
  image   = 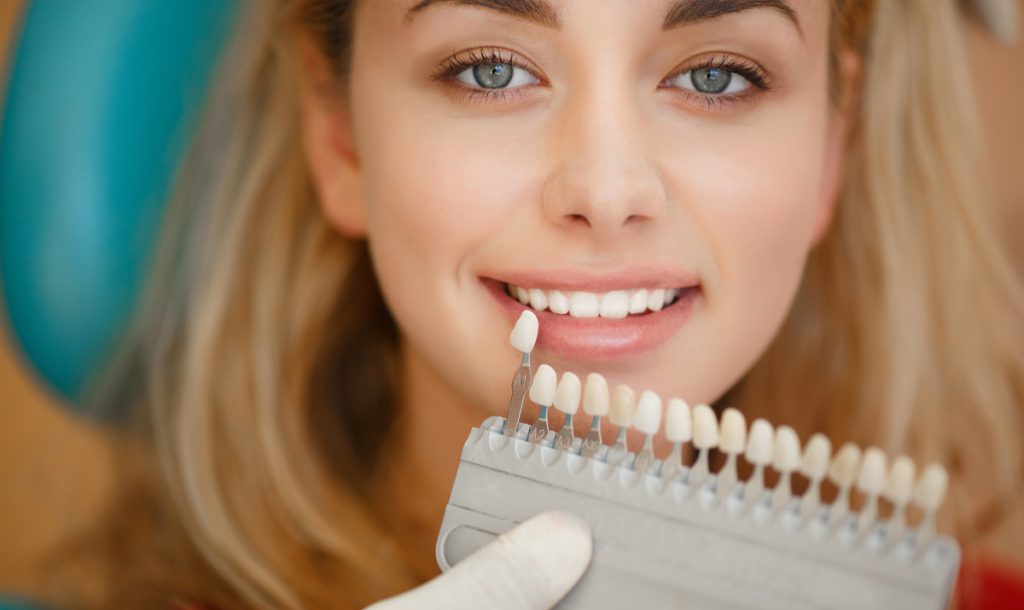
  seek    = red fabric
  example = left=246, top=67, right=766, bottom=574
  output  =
left=958, top=554, right=1024, bottom=610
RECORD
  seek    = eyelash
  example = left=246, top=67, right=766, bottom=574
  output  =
left=430, top=47, right=773, bottom=110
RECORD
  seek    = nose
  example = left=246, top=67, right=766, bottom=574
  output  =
left=541, top=94, right=667, bottom=237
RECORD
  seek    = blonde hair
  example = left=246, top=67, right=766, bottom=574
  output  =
left=68, top=0, right=1024, bottom=608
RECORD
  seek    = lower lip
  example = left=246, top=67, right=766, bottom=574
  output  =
left=483, top=279, right=700, bottom=360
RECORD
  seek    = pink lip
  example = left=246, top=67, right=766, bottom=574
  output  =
left=493, top=268, right=700, bottom=292
left=481, top=274, right=700, bottom=361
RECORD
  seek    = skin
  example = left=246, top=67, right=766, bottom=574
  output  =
left=300, top=0, right=854, bottom=561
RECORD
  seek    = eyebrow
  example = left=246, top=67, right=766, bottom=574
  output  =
left=405, top=0, right=802, bottom=36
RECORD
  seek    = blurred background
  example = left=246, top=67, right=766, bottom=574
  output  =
left=1, top=0, right=1022, bottom=601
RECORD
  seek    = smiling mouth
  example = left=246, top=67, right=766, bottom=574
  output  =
left=502, top=283, right=687, bottom=319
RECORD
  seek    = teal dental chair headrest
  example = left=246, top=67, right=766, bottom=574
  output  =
left=0, top=1, right=237, bottom=410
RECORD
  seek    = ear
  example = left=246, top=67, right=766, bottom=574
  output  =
left=297, top=35, right=368, bottom=237
left=811, top=48, right=862, bottom=246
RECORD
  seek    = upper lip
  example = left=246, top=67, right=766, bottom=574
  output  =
left=484, top=267, right=700, bottom=292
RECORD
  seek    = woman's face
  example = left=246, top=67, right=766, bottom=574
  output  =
left=305, top=0, right=847, bottom=416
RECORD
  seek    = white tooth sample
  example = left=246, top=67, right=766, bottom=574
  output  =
left=648, top=288, right=666, bottom=312
left=583, top=373, right=610, bottom=416
left=688, top=404, right=719, bottom=487
left=509, top=310, right=539, bottom=353
left=743, top=419, right=774, bottom=505
left=568, top=291, right=599, bottom=318
left=632, top=390, right=662, bottom=475
left=798, top=433, right=832, bottom=521
left=855, top=447, right=888, bottom=537
left=515, top=285, right=531, bottom=304
left=527, top=364, right=556, bottom=444
left=628, top=289, right=648, bottom=314
left=528, top=288, right=548, bottom=311
left=607, top=385, right=636, bottom=464
left=827, top=442, right=862, bottom=527
left=548, top=290, right=570, bottom=314
left=599, top=291, right=630, bottom=319
left=529, top=364, right=557, bottom=406
left=884, top=456, right=916, bottom=543
left=771, top=426, right=801, bottom=513
left=716, top=408, right=746, bottom=500
left=913, top=463, right=949, bottom=545
left=661, top=398, right=690, bottom=483
left=580, top=373, right=609, bottom=458
left=554, top=372, right=581, bottom=415
left=553, top=372, right=581, bottom=452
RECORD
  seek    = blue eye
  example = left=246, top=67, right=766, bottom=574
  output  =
left=670, top=66, right=752, bottom=95
left=456, top=61, right=540, bottom=90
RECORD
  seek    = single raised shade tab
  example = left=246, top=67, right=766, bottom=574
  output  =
left=509, top=310, right=539, bottom=353
left=554, top=372, right=581, bottom=415
left=634, top=391, right=663, bottom=436
left=913, top=463, right=949, bottom=512
left=529, top=364, right=557, bottom=406
left=691, top=404, right=719, bottom=449
left=583, top=373, right=610, bottom=416
left=884, top=456, right=917, bottom=506
left=609, top=385, right=636, bottom=427
left=745, top=419, right=774, bottom=465
left=856, top=447, right=888, bottom=496
left=800, top=433, right=832, bottom=480
left=828, top=443, right=862, bottom=487
left=719, top=408, right=746, bottom=454
left=773, top=426, right=801, bottom=472
left=664, top=398, right=692, bottom=443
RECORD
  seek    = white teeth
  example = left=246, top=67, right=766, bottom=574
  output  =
left=568, top=292, right=600, bottom=318
left=506, top=284, right=683, bottom=318
left=599, top=291, right=630, bottom=319
left=691, top=404, right=719, bottom=449
left=554, top=372, right=581, bottom=415
left=648, top=288, right=666, bottom=312
left=718, top=408, right=746, bottom=454
left=628, top=289, right=648, bottom=314
left=509, top=310, right=538, bottom=353
left=583, top=373, right=610, bottom=416
left=633, top=391, right=663, bottom=435
left=529, top=364, right=557, bottom=406
left=548, top=290, right=570, bottom=314
left=528, top=288, right=548, bottom=311
left=799, top=433, right=832, bottom=481
left=664, top=398, right=692, bottom=443
left=773, top=426, right=802, bottom=472
left=913, top=463, right=948, bottom=512
left=609, top=384, right=636, bottom=427
left=745, top=419, right=774, bottom=465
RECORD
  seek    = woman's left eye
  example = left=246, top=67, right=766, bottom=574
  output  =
left=667, top=66, right=752, bottom=96
left=454, top=61, right=540, bottom=90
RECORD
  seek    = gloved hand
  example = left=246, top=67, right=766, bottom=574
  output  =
left=366, top=511, right=593, bottom=610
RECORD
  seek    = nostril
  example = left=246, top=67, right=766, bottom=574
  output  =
left=567, top=213, right=589, bottom=225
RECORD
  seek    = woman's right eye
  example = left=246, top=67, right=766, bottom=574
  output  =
left=454, top=61, right=541, bottom=90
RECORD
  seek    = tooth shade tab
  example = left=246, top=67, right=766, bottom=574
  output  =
left=554, top=372, right=582, bottom=415
left=913, top=463, right=949, bottom=512
left=856, top=447, right=887, bottom=495
left=773, top=426, right=801, bottom=472
left=609, top=385, right=636, bottom=427
left=634, top=391, right=663, bottom=436
left=691, top=404, right=719, bottom=450
left=664, top=398, right=692, bottom=443
left=718, top=408, right=746, bottom=454
left=799, top=433, right=832, bottom=480
left=745, top=419, right=774, bottom=465
left=583, top=373, right=610, bottom=416
left=509, top=310, right=539, bottom=353
left=828, top=443, right=862, bottom=487
left=529, top=364, right=557, bottom=406
left=884, top=456, right=916, bottom=506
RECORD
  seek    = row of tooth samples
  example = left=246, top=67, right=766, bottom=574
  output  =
left=507, top=284, right=683, bottom=318
left=524, top=365, right=949, bottom=540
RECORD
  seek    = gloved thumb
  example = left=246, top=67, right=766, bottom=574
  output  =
left=366, top=510, right=593, bottom=610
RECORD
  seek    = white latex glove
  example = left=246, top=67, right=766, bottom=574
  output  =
left=366, top=511, right=593, bottom=610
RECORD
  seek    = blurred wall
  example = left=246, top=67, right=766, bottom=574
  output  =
left=1, top=0, right=1023, bottom=599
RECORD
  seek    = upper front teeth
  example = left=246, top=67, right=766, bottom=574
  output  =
left=507, top=285, right=682, bottom=318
